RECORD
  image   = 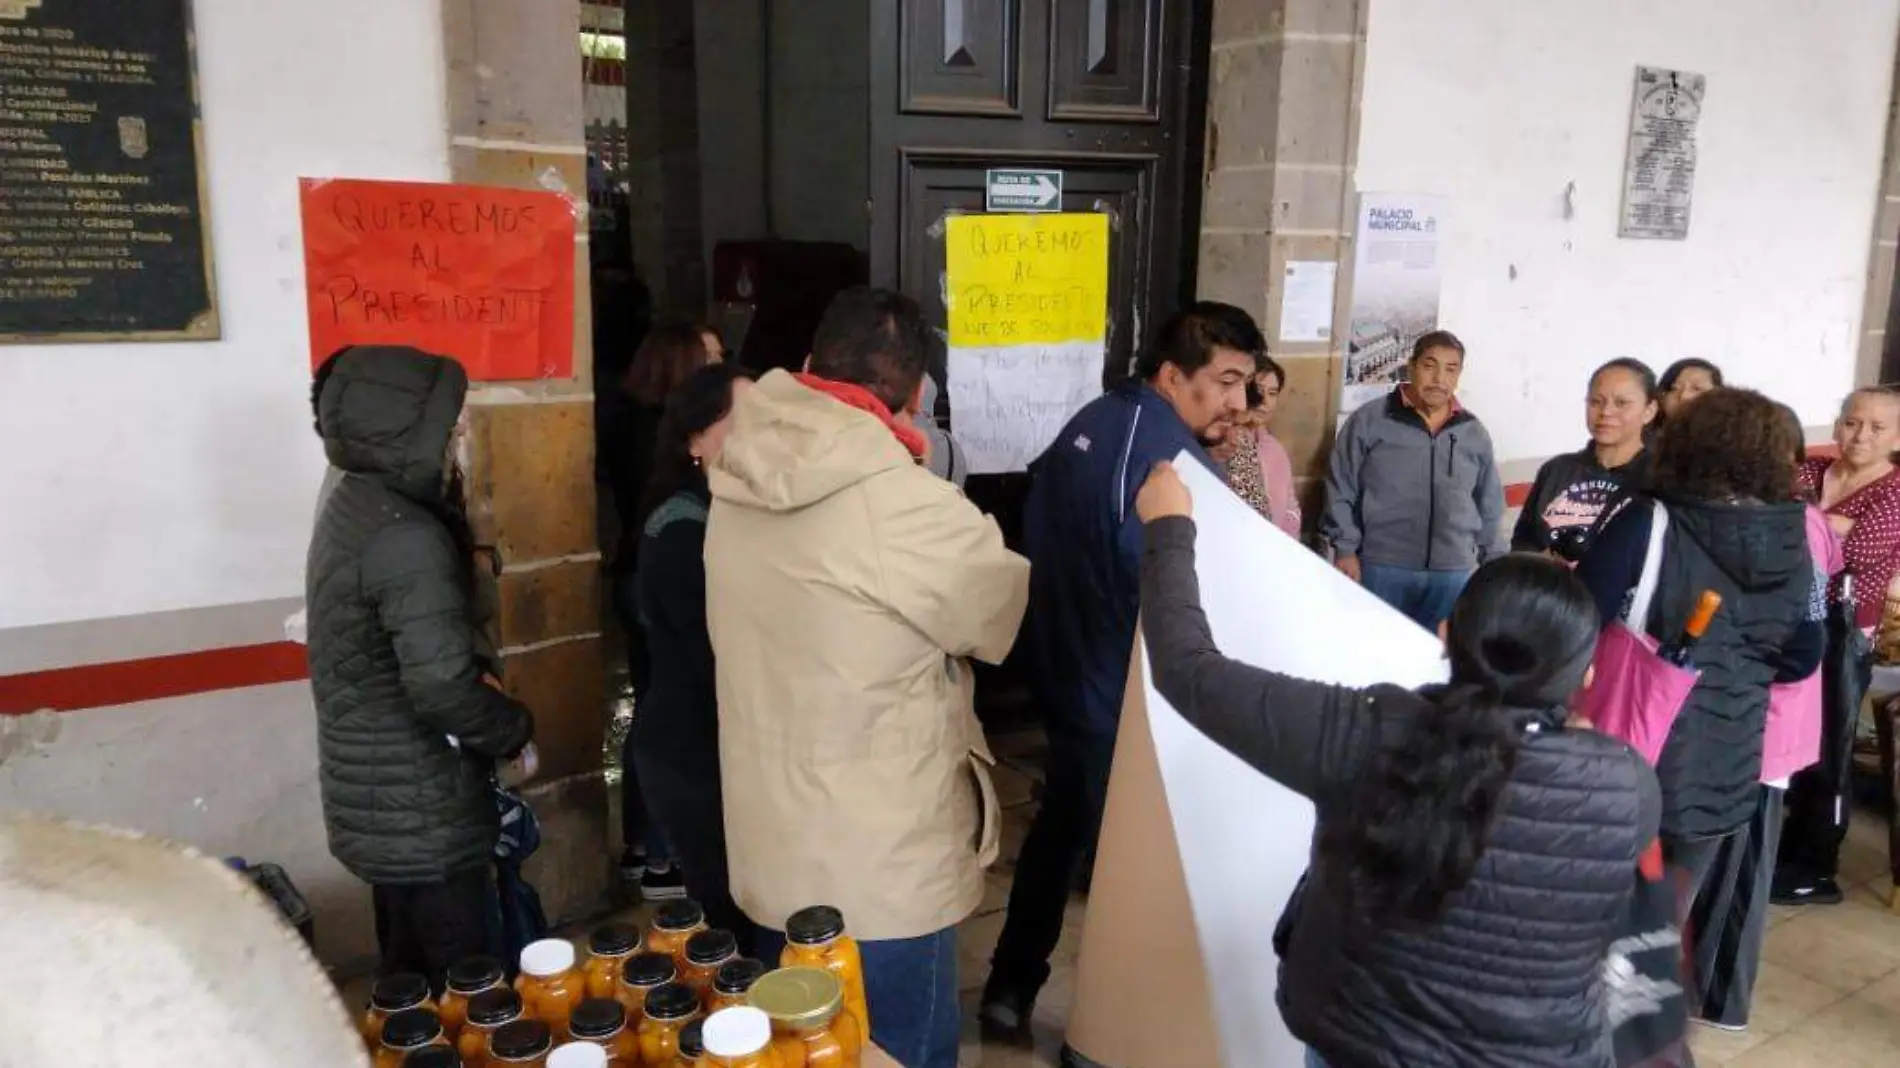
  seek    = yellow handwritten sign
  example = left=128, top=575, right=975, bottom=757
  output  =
left=945, top=213, right=1109, bottom=348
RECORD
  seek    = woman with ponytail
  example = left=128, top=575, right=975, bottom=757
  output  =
left=1135, top=462, right=1660, bottom=1068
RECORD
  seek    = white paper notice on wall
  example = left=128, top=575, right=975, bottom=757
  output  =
left=1279, top=260, right=1338, bottom=343
left=944, top=212, right=1111, bottom=474
left=1140, top=452, right=1447, bottom=1065
left=946, top=342, right=1103, bottom=474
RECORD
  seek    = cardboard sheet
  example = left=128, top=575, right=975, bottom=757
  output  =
left=1068, top=453, right=1448, bottom=1066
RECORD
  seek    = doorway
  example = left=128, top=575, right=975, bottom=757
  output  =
left=627, top=0, right=1211, bottom=721
left=867, top=0, right=1212, bottom=723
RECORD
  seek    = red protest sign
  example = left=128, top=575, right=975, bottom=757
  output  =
left=299, top=178, right=577, bottom=380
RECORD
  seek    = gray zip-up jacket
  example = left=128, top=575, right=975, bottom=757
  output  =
left=1323, top=389, right=1507, bottom=571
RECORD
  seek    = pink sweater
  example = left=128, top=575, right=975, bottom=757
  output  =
left=1253, top=428, right=1301, bottom=537
left=1760, top=505, right=1844, bottom=784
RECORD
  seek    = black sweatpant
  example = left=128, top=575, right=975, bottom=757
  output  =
left=986, top=729, right=1115, bottom=1000
left=1691, top=786, right=1784, bottom=1027
left=372, top=867, right=497, bottom=990
left=1779, top=764, right=1849, bottom=878
left=631, top=746, right=755, bottom=954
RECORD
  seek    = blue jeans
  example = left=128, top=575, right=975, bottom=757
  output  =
left=754, top=925, right=960, bottom=1068
left=1360, top=563, right=1471, bottom=630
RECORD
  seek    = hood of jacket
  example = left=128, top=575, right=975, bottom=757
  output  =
left=318, top=346, right=467, bottom=503
left=709, top=369, right=917, bottom=513
left=1662, top=494, right=1809, bottom=593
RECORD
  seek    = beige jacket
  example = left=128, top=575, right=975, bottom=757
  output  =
left=705, top=370, right=1030, bottom=941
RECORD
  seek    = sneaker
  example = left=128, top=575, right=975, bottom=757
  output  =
left=1770, top=870, right=1844, bottom=907
left=1693, top=1018, right=1748, bottom=1034
left=640, top=862, right=688, bottom=901
left=978, top=985, right=1036, bottom=1046
left=618, top=848, right=646, bottom=884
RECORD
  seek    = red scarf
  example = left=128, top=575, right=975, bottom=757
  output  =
left=794, top=372, right=930, bottom=459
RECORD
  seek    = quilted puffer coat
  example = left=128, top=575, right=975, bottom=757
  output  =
left=307, top=347, right=533, bottom=885
left=1141, top=516, right=1660, bottom=1068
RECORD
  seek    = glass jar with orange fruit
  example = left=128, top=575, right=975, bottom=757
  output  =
left=682, top=929, right=739, bottom=1005
left=460, top=987, right=525, bottom=1067
left=569, top=997, right=641, bottom=1066
left=748, top=967, right=859, bottom=1068
left=375, top=1008, right=452, bottom=1068
left=701, top=1007, right=786, bottom=1068
left=672, top=1020, right=706, bottom=1068
left=489, top=1019, right=555, bottom=1067
left=362, top=973, right=432, bottom=1050
left=584, top=925, right=643, bottom=1002
left=617, top=952, right=679, bottom=1023
left=440, top=957, right=507, bottom=1042
left=779, top=907, right=867, bottom=1057
left=708, top=959, right=767, bottom=1014
left=518, top=940, right=588, bottom=1041
left=636, top=983, right=702, bottom=1066
left=646, top=901, right=707, bottom=972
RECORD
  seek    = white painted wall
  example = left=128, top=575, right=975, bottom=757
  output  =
left=1356, top=0, right=1900, bottom=463
left=0, top=682, right=379, bottom=968
left=0, top=0, right=451, bottom=629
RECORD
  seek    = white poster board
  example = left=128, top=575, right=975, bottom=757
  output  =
left=1341, top=193, right=1445, bottom=418
left=1138, top=453, right=1447, bottom=1065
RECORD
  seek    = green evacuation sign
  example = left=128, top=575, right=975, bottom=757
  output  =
left=985, top=168, right=1063, bottom=213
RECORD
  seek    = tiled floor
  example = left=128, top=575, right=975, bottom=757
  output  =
left=948, top=730, right=1900, bottom=1067
left=351, top=726, right=1900, bottom=1066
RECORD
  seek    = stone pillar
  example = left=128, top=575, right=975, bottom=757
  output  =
left=442, top=0, right=612, bottom=926
left=1198, top=0, right=1368, bottom=523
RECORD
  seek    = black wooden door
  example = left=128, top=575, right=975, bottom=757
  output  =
left=868, top=0, right=1209, bottom=723
left=870, top=0, right=1206, bottom=378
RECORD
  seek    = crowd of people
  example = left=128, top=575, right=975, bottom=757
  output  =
left=303, top=284, right=1890, bottom=1067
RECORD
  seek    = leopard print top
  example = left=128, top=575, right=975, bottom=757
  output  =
left=1226, top=426, right=1276, bottom=522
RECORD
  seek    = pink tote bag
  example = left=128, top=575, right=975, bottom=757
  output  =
left=1760, top=675, right=1822, bottom=783
left=1581, top=505, right=1700, bottom=766
left=1758, top=506, right=1838, bottom=782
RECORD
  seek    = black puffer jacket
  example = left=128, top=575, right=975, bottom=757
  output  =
left=1578, top=495, right=1815, bottom=837
left=1141, top=517, right=1659, bottom=1068
left=307, top=347, right=534, bottom=885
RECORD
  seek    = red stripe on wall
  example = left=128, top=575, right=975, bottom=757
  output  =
left=0, top=643, right=309, bottom=716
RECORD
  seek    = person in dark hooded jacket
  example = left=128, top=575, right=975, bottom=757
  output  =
left=1577, top=388, right=1821, bottom=892
left=307, top=346, right=535, bottom=983
left=1134, top=461, right=1657, bottom=1068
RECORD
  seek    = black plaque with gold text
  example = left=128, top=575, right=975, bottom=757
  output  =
left=0, top=0, right=218, bottom=341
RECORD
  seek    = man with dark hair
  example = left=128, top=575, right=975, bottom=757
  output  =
left=980, top=301, right=1260, bottom=1035
left=1323, top=330, right=1506, bottom=628
left=703, top=286, right=1030, bottom=1068
left=804, top=284, right=938, bottom=412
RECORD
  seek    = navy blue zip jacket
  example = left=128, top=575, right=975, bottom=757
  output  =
left=1022, top=380, right=1219, bottom=738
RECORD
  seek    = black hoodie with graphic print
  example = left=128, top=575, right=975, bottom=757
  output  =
left=1511, top=444, right=1652, bottom=557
